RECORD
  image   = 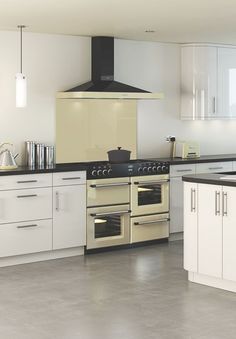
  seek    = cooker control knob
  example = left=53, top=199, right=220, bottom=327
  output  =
left=162, top=165, right=167, bottom=172
left=152, top=166, right=157, bottom=172
left=156, top=166, right=162, bottom=172
left=148, top=167, right=152, bottom=173
left=91, top=170, right=97, bottom=176
left=108, top=169, right=112, bottom=175
left=143, top=167, right=148, bottom=173
left=97, top=170, right=103, bottom=176
left=103, top=169, right=108, bottom=175
left=138, top=167, right=143, bottom=172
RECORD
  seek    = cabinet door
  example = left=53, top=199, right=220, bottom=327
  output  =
left=222, top=186, right=236, bottom=281
left=218, top=48, right=236, bottom=118
left=198, top=184, right=222, bottom=278
left=170, top=177, right=184, bottom=233
left=53, top=185, right=86, bottom=249
left=181, top=46, right=217, bottom=119
left=183, top=182, right=198, bottom=272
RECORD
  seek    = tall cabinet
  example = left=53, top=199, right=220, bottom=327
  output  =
left=181, top=44, right=236, bottom=119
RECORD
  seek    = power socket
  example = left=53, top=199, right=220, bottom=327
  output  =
left=166, top=136, right=176, bottom=142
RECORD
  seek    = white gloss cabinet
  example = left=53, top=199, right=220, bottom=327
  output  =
left=183, top=182, right=198, bottom=272
left=181, top=45, right=217, bottom=120
left=198, top=184, right=222, bottom=278
left=53, top=184, right=86, bottom=249
left=218, top=48, right=236, bottom=118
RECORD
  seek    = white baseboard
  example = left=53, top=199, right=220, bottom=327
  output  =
left=0, top=247, right=84, bottom=268
left=188, top=271, right=236, bottom=293
left=169, top=232, right=183, bottom=242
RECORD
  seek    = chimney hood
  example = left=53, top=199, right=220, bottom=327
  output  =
left=57, top=37, right=164, bottom=100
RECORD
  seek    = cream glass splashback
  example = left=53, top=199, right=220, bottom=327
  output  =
left=56, top=99, right=137, bottom=163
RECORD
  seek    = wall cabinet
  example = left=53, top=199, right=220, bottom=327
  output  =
left=184, top=182, right=236, bottom=283
left=181, top=44, right=236, bottom=119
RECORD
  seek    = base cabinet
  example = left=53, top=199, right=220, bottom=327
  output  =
left=53, top=185, right=86, bottom=250
left=184, top=182, right=236, bottom=287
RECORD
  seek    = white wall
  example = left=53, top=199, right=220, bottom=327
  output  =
left=115, top=39, right=236, bottom=158
left=0, top=31, right=90, bottom=164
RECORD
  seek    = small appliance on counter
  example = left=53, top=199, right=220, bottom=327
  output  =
left=0, top=143, right=18, bottom=170
left=174, top=141, right=200, bottom=159
left=25, top=141, right=55, bottom=168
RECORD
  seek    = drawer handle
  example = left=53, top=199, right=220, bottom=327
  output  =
left=17, top=180, right=38, bottom=183
left=17, top=194, right=38, bottom=198
left=62, top=177, right=81, bottom=180
left=134, top=218, right=170, bottom=226
left=176, top=169, right=193, bottom=173
left=208, top=167, right=223, bottom=170
left=17, top=224, right=38, bottom=229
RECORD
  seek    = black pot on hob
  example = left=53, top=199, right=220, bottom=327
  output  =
left=107, top=147, right=131, bottom=163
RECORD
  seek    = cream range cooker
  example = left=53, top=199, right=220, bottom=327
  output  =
left=86, top=160, right=169, bottom=252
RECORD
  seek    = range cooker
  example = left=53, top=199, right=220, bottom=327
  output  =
left=86, top=160, right=170, bottom=251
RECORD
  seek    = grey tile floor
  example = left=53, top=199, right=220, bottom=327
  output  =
left=0, top=241, right=236, bottom=339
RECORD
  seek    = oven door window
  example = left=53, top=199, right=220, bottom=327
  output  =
left=137, top=183, right=162, bottom=206
left=94, top=215, right=122, bottom=239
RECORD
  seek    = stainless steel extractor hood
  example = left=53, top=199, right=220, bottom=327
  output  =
left=57, top=37, right=164, bottom=100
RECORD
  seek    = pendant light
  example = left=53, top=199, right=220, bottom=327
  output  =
left=16, top=25, right=27, bottom=108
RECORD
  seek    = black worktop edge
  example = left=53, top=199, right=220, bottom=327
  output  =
left=148, top=154, right=236, bottom=165
left=182, top=174, right=236, bottom=187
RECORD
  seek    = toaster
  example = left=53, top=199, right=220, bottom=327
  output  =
left=175, top=141, right=200, bottom=159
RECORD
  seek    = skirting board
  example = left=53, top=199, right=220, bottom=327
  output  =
left=188, top=271, right=236, bottom=293
left=0, top=247, right=84, bottom=268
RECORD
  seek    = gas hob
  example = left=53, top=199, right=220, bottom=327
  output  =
left=86, top=160, right=169, bottom=179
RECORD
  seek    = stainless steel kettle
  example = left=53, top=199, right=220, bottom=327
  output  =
left=0, top=143, right=18, bottom=169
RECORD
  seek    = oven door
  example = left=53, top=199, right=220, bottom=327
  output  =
left=87, top=204, right=130, bottom=249
left=131, top=175, right=169, bottom=216
left=131, top=213, right=169, bottom=243
left=87, top=177, right=130, bottom=207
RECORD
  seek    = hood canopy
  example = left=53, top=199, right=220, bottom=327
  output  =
left=57, top=37, right=164, bottom=100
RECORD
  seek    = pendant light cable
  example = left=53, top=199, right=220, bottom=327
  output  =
left=16, top=25, right=27, bottom=108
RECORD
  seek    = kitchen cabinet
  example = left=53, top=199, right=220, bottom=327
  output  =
left=53, top=172, right=86, bottom=250
left=196, top=161, right=233, bottom=174
left=198, top=184, right=222, bottom=278
left=181, top=45, right=217, bottom=120
left=170, top=164, right=196, bottom=233
left=218, top=47, right=236, bottom=118
left=183, top=182, right=198, bottom=272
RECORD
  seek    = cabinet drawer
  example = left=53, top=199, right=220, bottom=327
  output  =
left=170, top=164, right=196, bottom=177
left=196, top=161, right=233, bottom=174
left=130, top=214, right=169, bottom=243
left=0, top=173, right=52, bottom=191
left=0, top=187, right=52, bottom=224
left=53, top=171, right=86, bottom=186
left=0, top=220, right=52, bottom=257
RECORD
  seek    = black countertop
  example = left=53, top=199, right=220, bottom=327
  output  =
left=182, top=173, right=236, bottom=187
left=148, top=154, right=236, bottom=165
left=0, top=163, right=88, bottom=176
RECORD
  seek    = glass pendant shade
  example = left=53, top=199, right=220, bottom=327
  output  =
left=16, top=72, right=27, bottom=107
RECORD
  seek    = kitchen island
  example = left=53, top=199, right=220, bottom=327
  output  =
left=183, top=172, right=236, bottom=292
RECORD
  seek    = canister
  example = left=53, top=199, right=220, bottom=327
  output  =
left=45, top=146, right=55, bottom=167
left=25, top=141, right=35, bottom=167
left=36, top=143, right=45, bottom=167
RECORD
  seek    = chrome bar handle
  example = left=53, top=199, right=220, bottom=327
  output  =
left=17, top=194, right=38, bottom=198
left=223, top=192, right=228, bottom=217
left=208, top=167, right=223, bottom=170
left=17, top=180, right=38, bottom=184
left=191, top=188, right=196, bottom=212
left=133, top=180, right=169, bottom=185
left=215, top=191, right=220, bottom=216
left=55, top=191, right=59, bottom=211
left=90, top=183, right=130, bottom=188
left=17, top=224, right=38, bottom=229
left=134, top=218, right=170, bottom=226
left=213, top=96, right=216, bottom=114
left=90, top=210, right=131, bottom=217
left=176, top=169, right=193, bottom=173
left=62, top=177, right=81, bottom=181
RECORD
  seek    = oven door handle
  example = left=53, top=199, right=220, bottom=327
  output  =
left=134, top=218, right=170, bottom=226
left=90, top=183, right=131, bottom=188
left=90, top=210, right=131, bottom=217
left=133, top=180, right=169, bottom=185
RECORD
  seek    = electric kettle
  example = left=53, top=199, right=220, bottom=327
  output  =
left=0, top=143, right=18, bottom=170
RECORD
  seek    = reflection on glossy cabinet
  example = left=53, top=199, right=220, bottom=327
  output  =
left=53, top=185, right=86, bottom=250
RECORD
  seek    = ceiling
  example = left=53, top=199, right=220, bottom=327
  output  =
left=1, top=0, right=236, bottom=44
